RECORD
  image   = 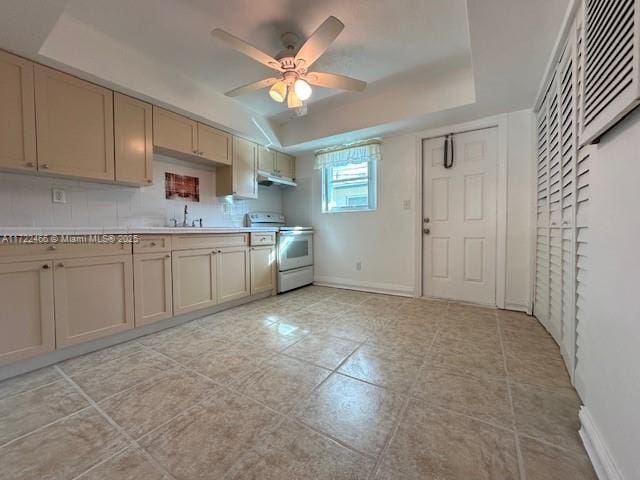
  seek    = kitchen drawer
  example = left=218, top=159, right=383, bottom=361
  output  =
left=171, top=234, right=249, bottom=251
left=133, top=235, right=172, bottom=253
left=250, top=232, right=276, bottom=246
left=0, top=239, right=132, bottom=262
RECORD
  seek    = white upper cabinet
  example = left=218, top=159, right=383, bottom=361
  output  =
left=276, top=152, right=295, bottom=178
left=34, top=65, right=115, bottom=181
left=153, top=106, right=198, bottom=158
left=114, top=93, right=153, bottom=185
left=0, top=50, right=37, bottom=173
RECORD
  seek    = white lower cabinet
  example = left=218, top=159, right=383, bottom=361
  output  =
left=54, top=255, right=134, bottom=348
left=0, top=260, right=55, bottom=365
left=133, top=252, right=173, bottom=326
left=250, top=246, right=276, bottom=295
left=172, top=248, right=218, bottom=315
left=172, top=246, right=251, bottom=314
left=217, top=246, right=250, bottom=303
left=0, top=233, right=275, bottom=367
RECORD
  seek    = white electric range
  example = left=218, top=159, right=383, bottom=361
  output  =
left=246, top=212, right=314, bottom=293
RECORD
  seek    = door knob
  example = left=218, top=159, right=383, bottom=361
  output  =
left=423, top=228, right=431, bottom=235
left=423, top=217, right=430, bottom=223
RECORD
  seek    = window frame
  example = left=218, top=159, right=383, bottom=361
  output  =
left=321, top=158, right=378, bottom=214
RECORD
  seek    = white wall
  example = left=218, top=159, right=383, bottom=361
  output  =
left=576, top=108, right=640, bottom=479
left=0, top=154, right=282, bottom=230
left=505, top=110, right=535, bottom=310
left=284, top=109, right=534, bottom=305
left=285, top=136, right=417, bottom=295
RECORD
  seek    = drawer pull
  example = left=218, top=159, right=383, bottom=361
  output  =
left=48, top=245, right=57, bottom=251
left=57, top=263, right=64, bottom=268
left=42, top=264, right=49, bottom=269
left=150, top=242, right=157, bottom=246
left=165, top=254, right=171, bottom=258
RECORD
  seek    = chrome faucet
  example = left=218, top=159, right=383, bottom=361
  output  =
left=182, top=204, right=189, bottom=227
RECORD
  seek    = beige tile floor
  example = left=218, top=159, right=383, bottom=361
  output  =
left=0, top=286, right=597, bottom=479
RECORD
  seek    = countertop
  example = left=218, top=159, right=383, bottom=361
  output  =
left=0, top=226, right=279, bottom=236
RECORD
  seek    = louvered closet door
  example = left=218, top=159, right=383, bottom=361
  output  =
left=574, top=147, right=591, bottom=396
left=547, top=72, right=563, bottom=341
left=534, top=96, right=550, bottom=326
left=559, top=39, right=578, bottom=372
left=574, top=10, right=591, bottom=394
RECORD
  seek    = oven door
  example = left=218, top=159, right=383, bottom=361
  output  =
left=278, top=232, right=313, bottom=271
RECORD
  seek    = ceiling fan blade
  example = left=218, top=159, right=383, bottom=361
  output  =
left=295, top=16, right=344, bottom=68
left=304, top=72, right=367, bottom=92
left=211, top=29, right=283, bottom=71
left=225, top=77, right=279, bottom=97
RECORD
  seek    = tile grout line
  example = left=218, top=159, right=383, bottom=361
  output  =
left=69, top=444, right=132, bottom=480
left=0, top=376, right=65, bottom=402
left=496, top=311, right=528, bottom=480
left=54, top=365, right=180, bottom=480
left=0, top=404, right=94, bottom=450
left=367, top=301, right=449, bottom=479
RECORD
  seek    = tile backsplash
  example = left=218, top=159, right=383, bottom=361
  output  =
left=0, top=154, right=282, bottom=228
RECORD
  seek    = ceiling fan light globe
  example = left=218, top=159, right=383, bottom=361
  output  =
left=294, top=79, right=313, bottom=101
left=287, top=89, right=303, bottom=108
left=269, top=81, right=287, bottom=103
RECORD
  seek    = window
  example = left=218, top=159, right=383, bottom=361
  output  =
left=317, top=141, right=380, bottom=213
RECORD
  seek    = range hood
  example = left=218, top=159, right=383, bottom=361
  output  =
left=257, top=170, right=297, bottom=188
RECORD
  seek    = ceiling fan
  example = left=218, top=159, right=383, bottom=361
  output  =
left=210, top=16, right=367, bottom=111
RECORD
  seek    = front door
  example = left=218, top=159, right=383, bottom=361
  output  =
left=422, top=128, right=498, bottom=305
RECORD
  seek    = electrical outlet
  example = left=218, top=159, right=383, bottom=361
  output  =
left=403, top=199, right=411, bottom=210
left=355, top=261, right=362, bottom=271
left=52, top=188, right=67, bottom=204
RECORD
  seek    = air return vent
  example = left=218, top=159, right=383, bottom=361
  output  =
left=580, top=0, right=640, bottom=145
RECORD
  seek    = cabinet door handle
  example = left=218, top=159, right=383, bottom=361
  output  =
left=150, top=242, right=157, bottom=246
left=212, top=251, right=217, bottom=255
left=26, top=162, right=35, bottom=168
left=165, top=254, right=171, bottom=258
left=48, top=245, right=57, bottom=250
left=57, top=262, right=64, bottom=267
left=41, top=164, right=49, bottom=169
left=193, top=149, right=198, bottom=154
left=42, top=264, right=49, bottom=269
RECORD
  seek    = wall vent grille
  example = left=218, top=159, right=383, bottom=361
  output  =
left=581, top=0, right=639, bottom=144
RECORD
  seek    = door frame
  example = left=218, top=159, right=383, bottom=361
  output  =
left=414, top=114, right=509, bottom=308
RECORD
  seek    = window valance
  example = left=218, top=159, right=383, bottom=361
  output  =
left=314, top=139, right=382, bottom=169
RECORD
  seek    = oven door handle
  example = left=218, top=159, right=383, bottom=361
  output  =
left=279, top=231, right=314, bottom=236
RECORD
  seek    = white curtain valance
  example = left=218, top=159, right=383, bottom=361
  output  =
left=314, top=140, right=382, bottom=169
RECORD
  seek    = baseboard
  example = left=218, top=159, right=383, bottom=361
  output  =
left=313, top=276, right=415, bottom=297
left=0, top=290, right=273, bottom=382
left=579, top=407, right=624, bottom=480
left=503, top=302, right=531, bottom=314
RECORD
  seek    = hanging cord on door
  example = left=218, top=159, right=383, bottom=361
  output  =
left=443, top=134, right=455, bottom=169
